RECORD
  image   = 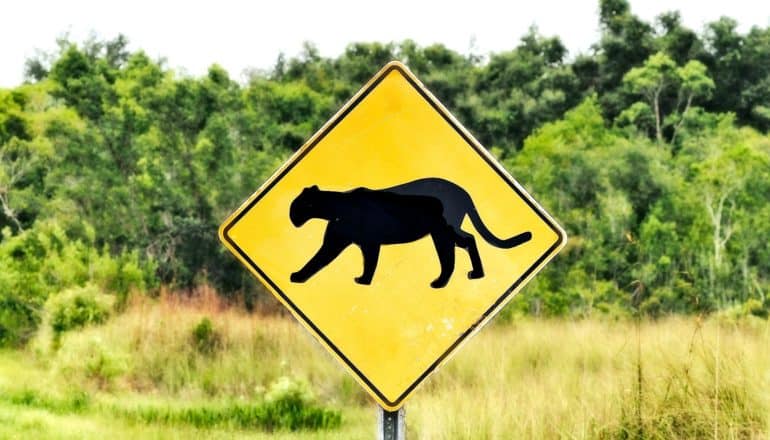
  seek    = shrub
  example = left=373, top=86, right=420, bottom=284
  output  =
left=91, top=250, right=157, bottom=307
left=45, top=284, right=114, bottom=343
left=191, top=317, right=222, bottom=355
left=716, top=299, right=770, bottom=323
left=0, top=294, right=40, bottom=347
left=261, top=376, right=341, bottom=431
left=745, top=299, right=768, bottom=319
left=0, top=220, right=157, bottom=347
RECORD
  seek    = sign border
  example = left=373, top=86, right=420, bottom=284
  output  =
left=219, top=61, right=567, bottom=410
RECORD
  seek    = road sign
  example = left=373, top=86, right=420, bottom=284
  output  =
left=219, top=61, right=566, bottom=410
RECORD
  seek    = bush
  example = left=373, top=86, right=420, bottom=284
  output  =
left=261, top=376, right=341, bottom=431
left=91, top=250, right=157, bottom=307
left=0, top=294, right=40, bottom=347
left=0, top=220, right=156, bottom=347
left=45, top=284, right=114, bottom=343
left=191, top=317, right=221, bottom=355
left=716, top=299, right=770, bottom=323
left=745, top=299, right=769, bottom=319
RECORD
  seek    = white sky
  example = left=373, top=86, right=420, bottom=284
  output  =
left=1, top=0, right=769, bottom=88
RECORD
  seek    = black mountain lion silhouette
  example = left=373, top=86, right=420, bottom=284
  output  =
left=289, top=178, right=532, bottom=288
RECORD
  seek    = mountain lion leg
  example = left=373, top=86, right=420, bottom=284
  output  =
left=291, top=232, right=351, bottom=283
left=455, top=229, right=484, bottom=279
left=355, top=244, right=380, bottom=285
left=430, top=226, right=455, bottom=288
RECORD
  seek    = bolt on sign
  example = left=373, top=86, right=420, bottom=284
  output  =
left=219, top=61, right=566, bottom=410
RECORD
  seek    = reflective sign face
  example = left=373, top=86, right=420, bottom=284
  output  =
left=219, top=61, right=566, bottom=410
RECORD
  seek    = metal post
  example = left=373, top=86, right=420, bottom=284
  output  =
left=377, top=405, right=405, bottom=440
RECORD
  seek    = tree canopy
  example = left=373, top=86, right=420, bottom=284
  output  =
left=1, top=0, right=770, bottom=345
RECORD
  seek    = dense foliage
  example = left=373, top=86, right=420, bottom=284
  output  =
left=1, top=0, right=769, bottom=344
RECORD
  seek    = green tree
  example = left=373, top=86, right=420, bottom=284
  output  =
left=470, top=28, right=581, bottom=152
left=595, top=0, right=656, bottom=118
left=621, top=52, right=713, bottom=144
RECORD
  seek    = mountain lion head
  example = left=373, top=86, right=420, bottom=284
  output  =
left=290, top=185, right=321, bottom=227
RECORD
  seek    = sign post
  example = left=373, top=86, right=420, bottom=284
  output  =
left=219, top=61, right=566, bottom=431
left=377, top=406, right=405, bottom=440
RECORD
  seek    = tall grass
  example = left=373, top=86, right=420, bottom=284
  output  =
left=115, top=398, right=341, bottom=431
left=408, top=317, right=770, bottom=438
left=2, top=289, right=767, bottom=438
left=37, top=286, right=361, bottom=405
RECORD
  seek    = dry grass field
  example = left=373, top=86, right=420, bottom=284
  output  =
left=1, top=290, right=768, bottom=439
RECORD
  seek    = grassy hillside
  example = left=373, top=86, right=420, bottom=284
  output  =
left=1, top=291, right=768, bottom=438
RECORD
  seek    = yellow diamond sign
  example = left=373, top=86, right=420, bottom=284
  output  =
left=219, top=61, right=566, bottom=410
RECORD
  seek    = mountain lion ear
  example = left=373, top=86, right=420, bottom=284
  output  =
left=310, top=185, right=319, bottom=191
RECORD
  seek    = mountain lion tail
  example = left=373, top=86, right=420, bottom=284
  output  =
left=467, top=207, right=532, bottom=249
